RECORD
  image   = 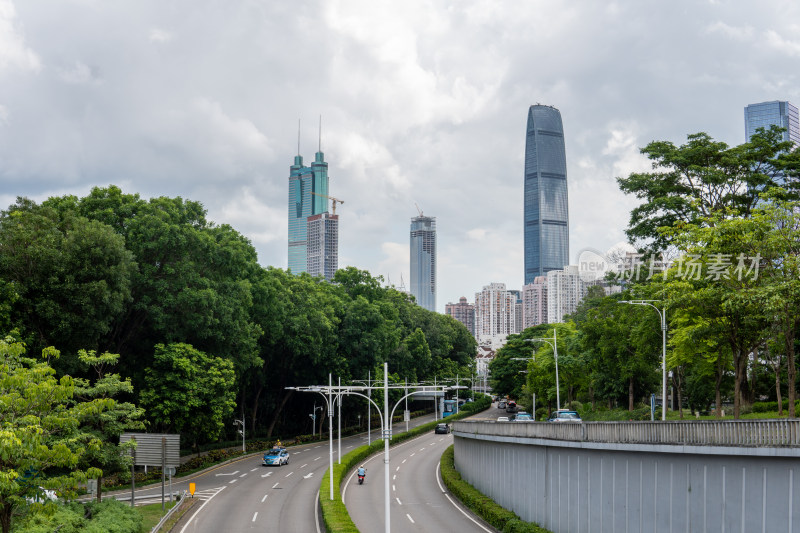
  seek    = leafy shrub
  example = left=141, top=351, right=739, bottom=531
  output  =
left=439, top=445, right=551, bottom=533
left=566, top=401, right=583, bottom=412
left=15, top=499, right=142, bottom=533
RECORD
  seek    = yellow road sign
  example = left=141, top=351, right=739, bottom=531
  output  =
left=189, top=482, right=196, bottom=496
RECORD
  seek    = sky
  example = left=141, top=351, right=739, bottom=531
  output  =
left=1, top=1, right=799, bottom=312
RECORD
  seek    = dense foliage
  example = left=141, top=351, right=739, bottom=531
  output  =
left=492, top=126, right=800, bottom=420
left=0, top=185, right=477, bottom=530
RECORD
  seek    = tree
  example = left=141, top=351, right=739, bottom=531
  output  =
left=0, top=200, right=135, bottom=362
left=617, top=126, right=799, bottom=254
left=139, top=343, right=236, bottom=452
left=0, top=336, right=103, bottom=533
left=72, top=350, right=145, bottom=501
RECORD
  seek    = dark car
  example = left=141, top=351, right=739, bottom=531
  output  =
left=434, top=423, right=450, bottom=434
left=505, top=401, right=518, bottom=414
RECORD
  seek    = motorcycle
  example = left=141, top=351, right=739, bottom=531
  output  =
left=357, top=470, right=366, bottom=485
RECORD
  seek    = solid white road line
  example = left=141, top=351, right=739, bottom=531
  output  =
left=406, top=513, right=415, bottom=524
left=285, top=471, right=293, bottom=477
left=315, top=490, right=322, bottom=533
left=393, top=475, right=396, bottom=480
left=396, top=497, right=402, bottom=505
left=314, top=456, right=321, bottom=461
left=396, top=466, right=400, bottom=471
left=402, top=459, right=407, bottom=464
left=250, top=468, right=258, bottom=472
left=261, top=494, right=268, bottom=503
left=393, top=484, right=396, bottom=491
left=228, top=479, right=237, bottom=484
left=239, top=473, right=247, bottom=478
left=215, top=470, right=239, bottom=476
left=272, top=482, right=279, bottom=489
left=435, top=461, right=493, bottom=533
left=301, top=464, right=308, bottom=468
left=252, top=512, right=258, bottom=522
left=261, top=472, right=272, bottom=478
left=179, top=486, right=227, bottom=533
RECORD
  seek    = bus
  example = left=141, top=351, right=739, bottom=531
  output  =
left=442, top=399, right=458, bottom=416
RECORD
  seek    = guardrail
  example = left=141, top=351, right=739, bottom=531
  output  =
left=453, top=418, right=800, bottom=447
left=151, top=490, right=188, bottom=533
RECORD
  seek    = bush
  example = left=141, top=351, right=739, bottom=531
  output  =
left=535, top=407, right=548, bottom=421
left=566, top=401, right=583, bottom=412
left=752, top=400, right=800, bottom=414
left=15, top=499, right=142, bottom=533
left=439, top=445, right=551, bottom=533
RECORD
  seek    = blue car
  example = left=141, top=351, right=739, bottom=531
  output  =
left=262, top=447, right=289, bottom=466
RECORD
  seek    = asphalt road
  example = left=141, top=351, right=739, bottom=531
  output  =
left=164, top=413, right=438, bottom=533
left=344, top=405, right=499, bottom=533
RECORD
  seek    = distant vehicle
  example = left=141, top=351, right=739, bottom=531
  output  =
left=497, top=401, right=507, bottom=409
left=514, top=412, right=533, bottom=421
left=262, top=447, right=290, bottom=466
left=434, top=423, right=450, bottom=434
left=548, top=410, right=582, bottom=422
left=497, top=416, right=510, bottom=422
left=505, top=401, right=518, bottom=414
left=442, top=399, right=458, bottom=417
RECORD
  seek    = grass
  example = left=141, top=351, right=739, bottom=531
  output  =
left=136, top=500, right=177, bottom=532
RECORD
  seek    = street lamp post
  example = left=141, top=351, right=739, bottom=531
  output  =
left=619, top=300, right=667, bottom=421
left=233, top=417, right=245, bottom=453
left=527, top=329, right=560, bottom=411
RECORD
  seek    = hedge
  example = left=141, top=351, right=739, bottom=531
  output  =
left=440, top=445, right=551, bottom=533
left=320, top=394, right=492, bottom=532
left=751, top=400, right=800, bottom=414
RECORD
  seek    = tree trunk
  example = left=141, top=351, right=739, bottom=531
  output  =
left=787, top=319, right=797, bottom=418
left=715, top=358, right=724, bottom=419
left=250, top=384, right=263, bottom=435
left=97, top=474, right=103, bottom=502
left=674, top=369, right=684, bottom=420
left=1, top=502, right=11, bottom=533
left=733, top=348, right=747, bottom=419
left=628, top=377, right=634, bottom=411
left=265, top=390, right=293, bottom=440
left=776, top=365, right=783, bottom=416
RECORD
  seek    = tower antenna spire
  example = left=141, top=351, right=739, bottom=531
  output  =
left=297, top=119, right=301, bottom=156
left=319, top=115, right=322, bottom=152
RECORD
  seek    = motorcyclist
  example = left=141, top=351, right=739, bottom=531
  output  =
left=357, top=466, right=366, bottom=477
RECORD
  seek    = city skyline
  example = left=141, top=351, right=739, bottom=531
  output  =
left=2, top=2, right=799, bottom=312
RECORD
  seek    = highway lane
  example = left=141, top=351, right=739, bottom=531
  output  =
left=345, top=405, right=499, bottom=533
left=171, top=413, right=437, bottom=533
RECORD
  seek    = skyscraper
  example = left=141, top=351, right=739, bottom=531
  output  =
left=306, top=212, right=338, bottom=281
left=524, top=105, right=569, bottom=285
left=745, top=100, right=800, bottom=145
left=288, top=148, right=331, bottom=275
left=410, top=214, right=436, bottom=312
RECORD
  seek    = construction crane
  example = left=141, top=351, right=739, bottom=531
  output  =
left=312, top=191, right=345, bottom=215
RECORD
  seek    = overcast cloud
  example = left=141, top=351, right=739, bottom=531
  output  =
left=1, top=1, right=799, bottom=311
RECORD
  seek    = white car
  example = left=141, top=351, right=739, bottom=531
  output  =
left=497, top=416, right=510, bottom=422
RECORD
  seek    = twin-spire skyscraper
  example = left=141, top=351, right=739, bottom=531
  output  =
left=287, top=119, right=339, bottom=280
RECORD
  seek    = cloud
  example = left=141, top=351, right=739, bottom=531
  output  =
left=149, top=28, right=172, bottom=43
left=706, top=21, right=755, bottom=41
left=764, top=29, right=800, bottom=57
left=0, top=0, right=40, bottom=71
left=57, top=61, right=101, bottom=84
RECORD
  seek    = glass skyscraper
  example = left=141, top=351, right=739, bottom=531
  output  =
left=524, top=105, right=569, bottom=285
left=288, top=150, right=329, bottom=274
left=410, top=215, right=436, bottom=312
left=745, top=100, right=800, bottom=145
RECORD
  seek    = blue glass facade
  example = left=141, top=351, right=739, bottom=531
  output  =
left=288, top=151, right=329, bottom=274
left=410, top=215, right=436, bottom=312
left=524, top=105, right=569, bottom=285
left=745, top=101, right=800, bottom=145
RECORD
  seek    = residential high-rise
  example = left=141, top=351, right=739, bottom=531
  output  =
left=547, top=265, right=586, bottom=324
left=522, top=276, right=548, bottom=329
left=475, top=283, right=516, bottom=346
left=306, top=212, right=338, bottom=281
left=410, top=215, right=436, bottom=312
left=508, top=289, right=523, bottom=334
left=524, top=105, right=569, bottom=285
left=445, top=297, right=476, bottom=337
left=745, top=101, right=800, bottom=146
left=288, top=149, right=330, bottom=274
